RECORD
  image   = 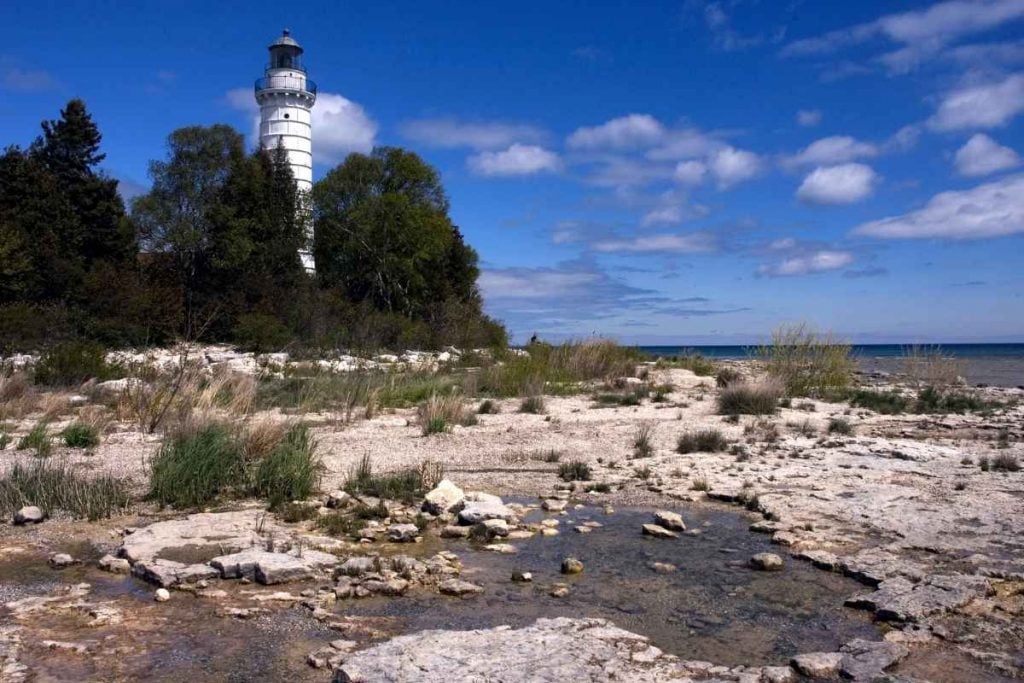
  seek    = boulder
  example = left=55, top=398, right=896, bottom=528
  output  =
left=476, top=519, right=509, bottom=539
left=750, top=553, right=784, bottom=571
left=422, top=479, right=465, bottom=515
left=542, top=499, right=568, bottom=512
left=131, top=559, right=218, bottom=587
left=48, top=553, right=76, bottom=569
left=457, top=496, right=513, bottom=525
left=325, top=490, right=353, bottom=509
left=13, top=506, right=44, bottom=525
left=653, top=510, right=685, bottom=531
left=387, top=524, right=419, bottom=543
left=561, top=557, right=584, bottom=575
left=210, top=549, right=339, bottom=585
left=154, top=588, right=171, bottom=602
left=641, top=523, right=678, bottom=539
left=791, top=652, right=843, bottom=678
left=98, top=554, right=131, bottom=574
left=439, top=579, right=484, bottom=596
left=839, top=639, right=909, bottom=681
left=440, top=525, right=471, bottom=539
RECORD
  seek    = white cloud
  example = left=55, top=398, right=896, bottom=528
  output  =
left=673, top=160, right=707, bottom=185
left=954, top=133, right=1021, bottom=176
left=398, top=118, right=545, bottom=150
left=797, top=163, right=878, bottom=205
left=480, top=269, right=601, bottom=299
left=783, top=0, right=1024, bottom=73
left=227, top=88, right=377, bottom=164
left=927, top=73, right=1024, bottom=130
left=797, top=109, right=823, bottom=127
left=758, top=250, right=855, bottom=276
left=784, top=135, right=878, bottom=168
left=709, top=146, right=762, bottom=188
left=567, top=114, right=665, bottom=150
left=641, top=206, right=685, bottom=226
left=592, top=233, right=716, bottom=254
left=645, top=128, right=722, bottom=161
left=852, top=173, right=1024, bottom=239
left=468, top=144, right=561, bottom=177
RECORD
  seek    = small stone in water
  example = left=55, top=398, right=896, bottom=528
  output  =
left=511, top=571, right=533, bottom=582
left=49, top=553, right=75, bottom=569
left=550, top=584, right=570, bottom=598
left=642, top=523, right=678, bottom=539
left=561, top=557, right=584, bottom=574
left=750, top=552, right=784, bottom=571
left=649, top=562, right=677, bottom=573
left=154, top=588, right=171, bottom=602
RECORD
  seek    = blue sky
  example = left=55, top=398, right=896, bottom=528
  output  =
left=2, top=0, right=1023, bottom=344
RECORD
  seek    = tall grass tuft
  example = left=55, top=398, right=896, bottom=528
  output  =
left=17, top=421, right=52, bottom=457
left=756, top=323, right=853, bottom=397
left=417, top=392, right=465, bottom=435
left=558, top=460, right=592, bottom=481
left=148, top=422, right=245, bottom=508
left=632, top=423, right=655, bottom=458
left=717, top=379, right=783, bottom=416
left=477, top=340, right=641, bottom=397
left=344, top=454, right=440, bottom=502
left=676, top=429, right=729, bottom=454
left=33, top=341, right=122, bottom=386
left=519, top=395, right=545, bottom=414
left=61, top=422, right=100, bottom=448
left=902, top=345, right=963, bottom=390
left=0, top=459, right=130, bottom=520
left=253, top=424, right=322, bottom=509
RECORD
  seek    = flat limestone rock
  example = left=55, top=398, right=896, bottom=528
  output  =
left=642, top=523, right=678, bottom=539
left=839, top=639, right=909, bottom=681
left=332, top=617, right=686, bottom=682
left=457, top=498, right=514, bottom=525
left=791, top=652, right=842, bottom=678
left=653, top=510, right=685, bottom=531
left=846, top=574, right=990, bottom=622
left=422, top=479, right=465, bottom=515
left=210, top=549, right=339, bottom=585
left=120, top=510, right=291, bottom=563
left=131, top=558, right=218, bottom=587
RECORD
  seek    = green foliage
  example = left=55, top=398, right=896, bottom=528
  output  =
left=34, top=341, right=119, bottom=386
left=558, top=460, right=592, bottom=481
left=343, top=454, right=438, bottom=503
left=913, top=386, right=991, bottom=414
left=676, top=429, right=729, bottom=454
left=149, top=423, right=245, bottom=508
left=61, top=422, right=100, bottom=448
left=717, top=381, right=783, bottom=416
left=632, top=423, right=655, bottom=458
left=233, top=312, right=292, bottom=353
left=253, top=424, right=321, bottom=509
left=757, top=323, right=853, bottom=397
left=17, top=422, right=51, bottom=457
left=479, top=341, right=641, bottom=398
left=850, top=389, right=910, bottom=414
left=0, top=458, right=130, bottom=520
left=660, top=353, right=717, bottom=376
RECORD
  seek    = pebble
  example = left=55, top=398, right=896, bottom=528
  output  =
left=750, top=552, right=784, bottom=571
left=511, top=571, right=533, bottom=582
left=561, top=557, right=584, bottom=575
left=154, top=588, right=171, bottom=602
left=642, top=523, right=679, bottom=539
left=49, top=553, right=76, bottom=569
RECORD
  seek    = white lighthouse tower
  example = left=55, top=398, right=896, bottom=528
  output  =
left=255, top=29, right=317, bottom=271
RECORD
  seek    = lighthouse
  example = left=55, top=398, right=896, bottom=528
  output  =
left=255, top=29, right=317, bottom=271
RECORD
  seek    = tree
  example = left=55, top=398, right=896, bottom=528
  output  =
left=132, top=125, right=246, bottom=336
left=313, top=147, right=481, bottom=318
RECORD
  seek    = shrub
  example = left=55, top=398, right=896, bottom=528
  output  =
left=979, top=456, right=990, bottom=472
left=417, top=393, right=464, bottom=435
left=592, top=390, right=643, bottom=407
left=672, top=354, right=717, bottom=376
left=519, top=395, right=545, bottom=414
left=991, top=453, right=1020, bottom=472
left=233, top=312, right=293, bottom=353
left=632, top=423, right=655, bottom=458
left=715, top=368, right=742, bottom=388
left=651, top=384, right=674, bottom=403
left=717, top=379, right=783, bottom=416
left=252, top=424, right=322, bottom=509
left=148, top=423, right=245, bottom=508
left=676, top=429, right=729, bottom=454
left=477, top=340, right=641, bottom=397
left=756, top=323, right=853, bottom=397
left=0, top=459, right=130, bottom=521
left=477, top=399, right=499, bottom=414
left=789, top=419, right=817, bottom=437
left=34, top=341, right=121, bottom=386
left=913, top=386, right=992, bottom=414
left=902, top=346, right=963, bottom=389
left=61, top=422, right=100, bottom=448
left=850, top=389, right=909, bottom=415
left=828, top=418, right=853, bottom=435
left=17, top=422, right=51, bottom=457
left=690, top=475, right=710, bottom=491
left=558, top=460, right=592, bottom=481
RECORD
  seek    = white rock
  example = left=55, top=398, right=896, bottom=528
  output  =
left=13, top=506, right=44, bottom=525
left=641, top=524, right=678, bottom=539
left=154, top=588, right=170, bottom=602
left=653, top=510, right=686, bottom=531
left=422, top=479, right=465, bottom=515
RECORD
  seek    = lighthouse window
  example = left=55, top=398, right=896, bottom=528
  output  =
left=283, top=113, right=290, bottom=119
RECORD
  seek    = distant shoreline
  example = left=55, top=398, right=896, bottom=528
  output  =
left=635, top=343, right=1024, bottom=360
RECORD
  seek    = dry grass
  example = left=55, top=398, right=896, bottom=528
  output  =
left=196, top=370, right=256, bottom=416
left=0, top=373, right=38, bottom=422
left=902, top=345, right=964, bottom=389
left=417, top=392, right=465, bottom=435
left=756, top=323, right=853, bottom=397
left=718, top=378, right=784, bottom=416
left=38, top=393, right=72, bottom=421
left=632, top=422, right=655, bottom=459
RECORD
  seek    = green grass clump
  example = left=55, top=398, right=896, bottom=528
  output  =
left=17, top=422, right=51, bottom=457
left=477, top=340, right=642, bottom=397
left=661, top=354, right=717, bottom=376
left=61, top=422, right=100, bottom=449
left=827, top=418, right=854, bottom=435
left=991, top=453, right=1020, bottom=472
left=676, top=429, right=729, bottom=454
left=252, top=424, right=322, bottom=509
left=632, top=423, right=655, bottom=458
left=417, top=393, right=464, bottom=435
left=592, top=390, right=643, bottom=407
left=519, top=395, right=545, bottom=414
left=717, top=381, right=783, bottom=416
left=149, top=423, right=245, bottom=508
left=344, top=455, right=441, bottom=503
left=558, top=460, right=592, bottom=481
left=913, top=386, right=994, bottom=414
left=850, top=389, right=910, bottom=414
left=0, top=459, right=129, bottom=520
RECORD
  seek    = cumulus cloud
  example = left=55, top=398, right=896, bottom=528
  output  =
left=673, top=160, right=707, bottom=185
left=954, top=133, right=1021, bottom=176
left=468, top=144, right=561, bottom=177
left=398, top=118, right=545, bottom=150
left=797, top=109, right=823, bottom=127
left=783, top=136, right=879, bottom=168
left=226, top=88, right=377, bottom=164
left=709, top=146, right=762, bottom=188
left=641, top=206, right=685, bottom=227
left=591, top=232, right=716, bottom=254
left=567, top=114, right=665, bottom=150
left=927, top=73, right=1024, bottom=130
left=852, top=173, right=1024, bottom=239
left=782, top=0, right=1024, bottom=73
left=797, top=163, right=878, bottom=205
left=758, top=250, right=855, bottom=276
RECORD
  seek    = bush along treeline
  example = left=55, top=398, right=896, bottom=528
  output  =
left=1, top=99, right=506, bottom=354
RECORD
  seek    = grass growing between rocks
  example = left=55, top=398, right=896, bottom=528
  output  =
left=558, top=460, right=592, bottom=481
left=676, top=429, right=729, bottom=454
left=850, top=387, right=1002, bottom=415
left=0, top=459, right=130, bottom=520
left=828, top=418, right=854, bottom=435
left=252, top=424, right=322, bottom=509
left=344, top=455, right=444, bottom=503
left=717, top=380, right=783, bottom=416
